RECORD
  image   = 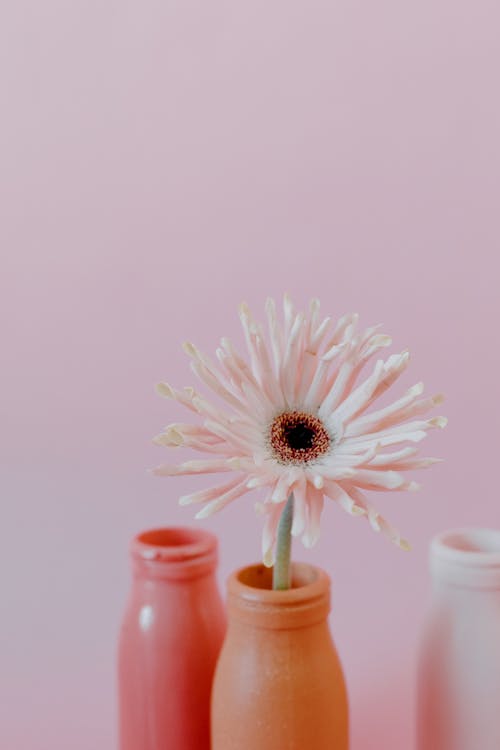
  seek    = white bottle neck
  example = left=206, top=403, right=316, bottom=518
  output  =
left=430, top=527, right=500, bottom=591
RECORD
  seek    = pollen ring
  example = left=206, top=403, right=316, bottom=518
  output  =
left=269, top=411, right=331, bottom=465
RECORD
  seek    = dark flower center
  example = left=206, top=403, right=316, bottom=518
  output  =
left=269, top=411, right=331, bottom=465
left=284, top=423, right=315, bottom=450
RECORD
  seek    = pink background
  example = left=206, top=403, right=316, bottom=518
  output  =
left=2, top=1, right=499, bottom=747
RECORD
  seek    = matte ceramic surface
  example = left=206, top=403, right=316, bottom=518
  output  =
left=212, top=562, right=349, bottom=750
left=118, top=527, right=226, bottom=750
left=418, top=528, right=500, bottom=750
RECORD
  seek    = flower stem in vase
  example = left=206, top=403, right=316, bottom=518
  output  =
left=273, top=493, right=294, bottom=590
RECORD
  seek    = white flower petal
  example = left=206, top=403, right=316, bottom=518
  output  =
left=179, top=477, right=243, bottom=506
left=340, top=416, right=447, bottom=453
left=156, top=382, right=199, bottom=412
left=203, top=419, right=256, bottom=452
left=283, top=293, right=295, bottom=340
left=318, top=359, right=357, bottom=417
left=271, top=472, right=294, bottom=504
left=331, top=359, right=386, bottom=423
left=313, top=465, right=356, bottom=481
left=348, top=469, right=407, bottom=491
left=265, top=297, right=284, bottom=373
left=339, top=483, right=411, bottom=549
left=246, top=474, right=273, bottom=489
left=189, top=360, right=248, bottom=414
left=153, top=459, right=234, bottom=476
left=365, top=446, right=418, bottom=466
left=302, top=486, right=325, bottom=547
left=311, top=316, right=332, bottom=351
left=195, top=479, right=250, bottom=518
left=261, top=500, right=284, bottom=567
left=280, top=313, right=305, bottom=404
left=346, top=386, right=444, bottom=437
left=324, top=481, right=366, bottom=516
left=323, top=313, right=359, bottom=352
left=302, top=357, right=331, bottom=411
left=291, top=480, right=307, bottom=537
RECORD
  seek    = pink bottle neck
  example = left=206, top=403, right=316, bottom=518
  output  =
left=130, top=527, right=219, bottom=582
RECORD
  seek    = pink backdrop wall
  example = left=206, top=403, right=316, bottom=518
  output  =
left=2, top=1, right=499, bottom=747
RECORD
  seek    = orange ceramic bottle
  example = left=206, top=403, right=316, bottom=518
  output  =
left=118, top=527, right=226, bottom=750
left=211, top=562, right=349, bottom=750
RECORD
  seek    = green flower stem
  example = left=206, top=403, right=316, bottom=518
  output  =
left=272, top=493, right=294, bottom=591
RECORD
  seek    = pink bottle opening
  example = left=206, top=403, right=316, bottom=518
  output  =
left=131, top=526, right=218, bottom=580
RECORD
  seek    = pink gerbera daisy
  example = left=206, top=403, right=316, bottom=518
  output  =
left=153, top=296, right=446, bottom=566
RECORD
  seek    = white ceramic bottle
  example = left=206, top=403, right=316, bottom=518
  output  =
left=417, top=528, right=500, bottom=750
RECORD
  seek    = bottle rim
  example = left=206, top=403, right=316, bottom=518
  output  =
left=431, top=527, right=500, bottom=568
left=132, top=526, right=217, bottom=562
left=226, top=562, right=330, bottom=629
left=130, top=526, right=218, bottom=580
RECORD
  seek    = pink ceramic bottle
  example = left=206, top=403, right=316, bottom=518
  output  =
left=118, top=527, right=226, bottom=750
left=418, top=528, right=500, bottom=750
